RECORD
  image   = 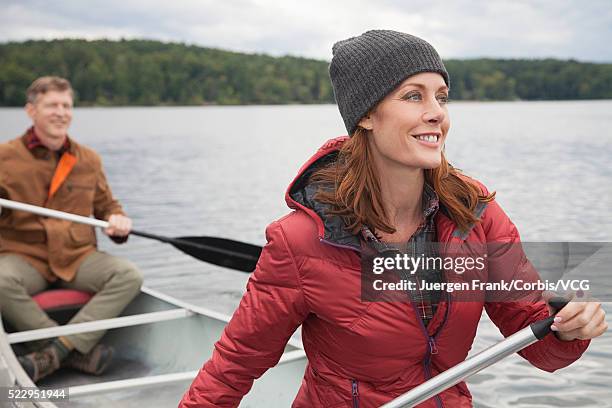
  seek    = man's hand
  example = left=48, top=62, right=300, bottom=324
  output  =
left=104, top=214, right=132, bottom=237
left=544, top=291, right=608, bottom=341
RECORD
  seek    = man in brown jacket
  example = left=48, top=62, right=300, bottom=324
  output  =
left=0, top=76, right=143, bottom=382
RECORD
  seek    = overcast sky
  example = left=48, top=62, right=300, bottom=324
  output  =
left=1, top=0, right=611, bottom=62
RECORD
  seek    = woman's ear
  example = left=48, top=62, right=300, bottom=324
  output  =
left=358, top=115, right=373, bottom=130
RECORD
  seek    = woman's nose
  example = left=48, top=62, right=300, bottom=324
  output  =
left=422, top=99, right=445, bottom=124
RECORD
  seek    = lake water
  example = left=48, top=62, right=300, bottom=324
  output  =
left=1, top=101, right=611, bottom=407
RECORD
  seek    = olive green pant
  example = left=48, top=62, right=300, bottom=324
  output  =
left=0, top=252, right=143, bottom=354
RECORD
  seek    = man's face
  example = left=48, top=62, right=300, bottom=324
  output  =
left=26, top=90, right=73, bottom=151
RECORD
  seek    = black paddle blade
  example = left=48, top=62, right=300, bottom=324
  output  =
left=171, top=236, right=262, bottom=272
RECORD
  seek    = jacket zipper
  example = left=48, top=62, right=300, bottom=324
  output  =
left=351, top=379, right=359, bottom=408
left=421, top=357, right=439, bottom=407
left=410, top=291, right=451, bottom=408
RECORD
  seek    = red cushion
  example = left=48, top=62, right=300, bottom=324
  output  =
left=33, top=289, right=93, bottom=311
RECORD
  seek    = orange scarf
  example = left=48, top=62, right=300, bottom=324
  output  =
left=46, top=152, right=77, bottom=204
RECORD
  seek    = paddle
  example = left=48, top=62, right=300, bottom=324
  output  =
left=381, top=297, right=571, bottom=407
left=0, top=198, right=262, bottom=272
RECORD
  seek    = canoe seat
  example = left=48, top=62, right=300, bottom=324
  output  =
left=33, top=289, right=93, bottom=313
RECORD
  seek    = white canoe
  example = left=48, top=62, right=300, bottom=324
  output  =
left=0, top=286, right=307, bottom=407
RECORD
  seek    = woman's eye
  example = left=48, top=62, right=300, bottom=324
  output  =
left=402, top=92, right=421, bottom=101
left=437, top=94, right=449, bottom=104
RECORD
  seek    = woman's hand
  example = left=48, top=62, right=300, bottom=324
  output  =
left=544, top=292, right=608, bottom=341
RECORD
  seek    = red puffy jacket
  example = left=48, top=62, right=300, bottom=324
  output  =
left=180, top=137, right=589, bottom=407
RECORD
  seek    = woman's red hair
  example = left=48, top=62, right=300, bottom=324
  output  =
left=312, top=128, right=495, bottom=235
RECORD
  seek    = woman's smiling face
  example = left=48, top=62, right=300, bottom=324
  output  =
left=359, top=72, right=450, bottom=172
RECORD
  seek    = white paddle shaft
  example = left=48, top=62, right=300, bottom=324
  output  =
left=0, top=198, right=109, bottom=228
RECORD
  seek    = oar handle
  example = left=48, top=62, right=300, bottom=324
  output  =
left=548, top=297, right=571, bottom=313
left=530, top=296, right=571, bottom=340
left=0, top=198, right=108, bottom=228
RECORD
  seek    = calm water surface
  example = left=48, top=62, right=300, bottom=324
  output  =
left=1, top=101, right=611, bottom=407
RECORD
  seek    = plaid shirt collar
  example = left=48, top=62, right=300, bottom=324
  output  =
left=25, top=127, right=71, bottom=155
left=361, top=182, right=439, bottom=244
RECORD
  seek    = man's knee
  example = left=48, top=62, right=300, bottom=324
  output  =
left=111, top=259, right=144, bottom=294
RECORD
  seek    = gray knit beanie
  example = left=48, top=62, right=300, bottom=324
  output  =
left=329, top=30, right=449, bottom=135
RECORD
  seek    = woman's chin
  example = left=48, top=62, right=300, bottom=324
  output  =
left=416, top=155, right=442, bottom=170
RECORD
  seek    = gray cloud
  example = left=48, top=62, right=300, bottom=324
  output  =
left=0, top=0, right=610, bottom=62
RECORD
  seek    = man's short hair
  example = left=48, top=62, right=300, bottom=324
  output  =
left=26, top=76, right=74, bottom=104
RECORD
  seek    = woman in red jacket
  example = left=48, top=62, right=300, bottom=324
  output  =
left=180, top=30, right=607, bottom=407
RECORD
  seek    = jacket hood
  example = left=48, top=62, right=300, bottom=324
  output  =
left=285, top=136, right=361, bottom=250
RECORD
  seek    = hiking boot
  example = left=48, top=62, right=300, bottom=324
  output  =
left=17, top=344, right=62, bottom=382
left=63, top=344, right=114, bottom=375
left=23, top=339, right=52, bottom=354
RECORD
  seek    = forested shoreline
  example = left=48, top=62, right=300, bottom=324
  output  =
left=1, top=39, right=611, bottom=106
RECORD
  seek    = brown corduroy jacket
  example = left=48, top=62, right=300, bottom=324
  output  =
left=0, top=128, right=126, bottom=282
